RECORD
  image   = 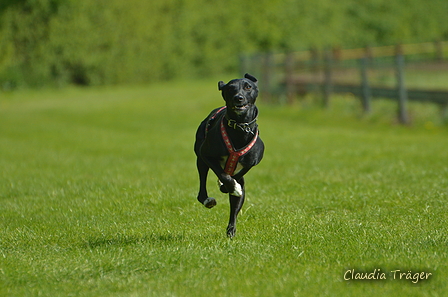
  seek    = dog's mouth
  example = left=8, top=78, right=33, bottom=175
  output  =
left=232, top=104, right=249, bottom=111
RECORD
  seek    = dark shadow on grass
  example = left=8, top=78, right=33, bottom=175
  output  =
left=82, top=233, right=185, bottom=249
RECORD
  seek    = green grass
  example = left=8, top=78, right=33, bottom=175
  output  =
left=1, top=79, right=447, bottom=296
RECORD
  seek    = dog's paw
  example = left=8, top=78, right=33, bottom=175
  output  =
left=203, top=197, right=217, bottom=209
left=230, top=180, right=243, bottom=197
left=226, top=225, right=236, bottom=238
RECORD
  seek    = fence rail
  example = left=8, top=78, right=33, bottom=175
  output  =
left=240, top=41, right=448, bottom=124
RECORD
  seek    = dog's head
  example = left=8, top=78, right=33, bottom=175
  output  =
left=218, top=73, right=258, bottom=117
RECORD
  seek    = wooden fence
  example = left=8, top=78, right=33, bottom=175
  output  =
left=240, top=41, right=448, bottom=124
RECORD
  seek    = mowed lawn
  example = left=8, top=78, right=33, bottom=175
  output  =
left=0, top=79, right=447, bottom=296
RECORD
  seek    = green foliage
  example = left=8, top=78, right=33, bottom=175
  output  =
left=0, top=0, right=447, bottom=88
left=344, top=0, right=448, bottom=46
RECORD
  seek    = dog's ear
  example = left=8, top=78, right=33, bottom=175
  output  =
left=218, top=81, right=226, bottom=91
left=244, top=73, right=258, bottom=85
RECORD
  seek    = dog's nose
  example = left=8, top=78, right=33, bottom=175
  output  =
left=234, top=94, right=244, bottom=102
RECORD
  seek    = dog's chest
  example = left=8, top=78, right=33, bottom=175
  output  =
left=220, top=156, right=244, bottom=175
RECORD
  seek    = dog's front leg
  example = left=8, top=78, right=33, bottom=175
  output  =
left=216, top=171, right=243, bottom=197
left=219, top=166, right=251, bottom=194
left=202, top=156, right=243, bottom=197
left=227, top=177, right=245, bottom=238
left=196, top=157, right=217, bottom=208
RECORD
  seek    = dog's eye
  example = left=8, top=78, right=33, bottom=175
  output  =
left=244, top=84, right=252, bottom=90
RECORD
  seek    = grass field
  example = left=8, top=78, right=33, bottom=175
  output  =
left=1, top=79, right=447, bottom=296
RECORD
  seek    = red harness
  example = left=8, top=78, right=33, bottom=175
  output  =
left=205, top=106, right=258, bottom=176
left=220, top=118, right=258, bottom=175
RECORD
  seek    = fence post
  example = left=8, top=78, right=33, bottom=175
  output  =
left=435, top=41, right=444, bottom=61
left=310, top=47, right=320, bottom=94
left=395, top=45, right=409, bottom=124
left=323, top=49, right=333, bottom=108
left=440, top=102, right=448, bottom=123
left=365, top=45, right=373, bottom=61
left=285, top=52, right=295, bottom=103
left=360, top=56, right=371, bottom=114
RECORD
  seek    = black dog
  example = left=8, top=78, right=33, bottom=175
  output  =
left=194, top=73, right=264, bottom=238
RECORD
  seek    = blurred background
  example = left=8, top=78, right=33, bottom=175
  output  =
left=1, top=0, right=447, bottom=89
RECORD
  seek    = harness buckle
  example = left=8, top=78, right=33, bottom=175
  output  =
left=244, top=125, right=254, bottom=134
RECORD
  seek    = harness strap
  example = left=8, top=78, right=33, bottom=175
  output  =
left=220, top=118, right=259, bottom=176
left=205, top=106, right=227, bottom=134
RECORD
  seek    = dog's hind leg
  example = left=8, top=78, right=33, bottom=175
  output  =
left=226, top=177, right=245, bottom=238
left=196, top=157, right=216, bottom=208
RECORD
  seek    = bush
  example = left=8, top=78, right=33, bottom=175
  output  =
left=0, top=0, right=447, bottom=88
